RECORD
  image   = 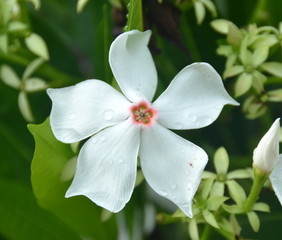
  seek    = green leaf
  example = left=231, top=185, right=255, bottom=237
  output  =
left=194, top=1, right=205, bottom=25
left=25, top=33, right=49, bottom=60
left=251, top=46, right=269, bottom=68
left=222, top=204, right=243, bottom=214
left=227, top=169, right=251, bottom=179
left=202, top=209, right=219, bottom=228
left=223, top=65, right=244, bottom=79
left=234, top=73, right=253, bottom=97
left=188, top=218, right=199, bottom=240
left=202, top=177, right=215, bottom=199
left=207, top=196, right=229, bottom=211
left=201, top=0, right=217, bottom=17
left=125, top=0, right=143, bottom=31
left=18, top=91, right=34, bottom=122
left=227, top=22, right=242, bottom=46
left=0, top=34, right=8, bottom=53
left=8, top=21, right=27, bottom=32
left=210, top=181, right=224, bottom=197
left=210, top=19, right=230, bottom=34
left=28, top=118, right=117, bottom=239
left=24, top=77, right=48, bottom=92
left=261, top=62, right=282, bottom=78
left=23, top=57, right=45, bottom=80
left=77, top=0, right=89, bottom=13
left=247, top=211, right=260, bottom=232
left=0, top=64, right=21, bottom=89
left=267, top=89, right=282, bottom=102
left=214, top=147, right=229, bottom=175
left=26, top=0, right=41, bottom=9
left=226, top=180, right=246, bottom=205
left=230, top=215, right=241, bottom=235
left=253, top=202, right=270, bottom=212
left=0, top=178, right=80, bottom=240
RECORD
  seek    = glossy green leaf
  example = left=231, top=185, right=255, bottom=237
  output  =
left=0, top=178, right=80, bottom=240
left=28, top=118, right=116, bottom=239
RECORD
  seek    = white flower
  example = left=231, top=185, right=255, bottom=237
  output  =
left=253, top=118, right=282, bottom=205
left=253, top=118, right=280, bottom=173
left=47, top=30, right=238, bottom=218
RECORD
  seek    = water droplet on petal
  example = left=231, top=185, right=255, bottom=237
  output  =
left=69, top=113, right=76, bottom=120
left=160, top=190, right=168, bottom=196
left=187, top=183, right=192, bottom=191
left=171, top=183, right=177, bottom=189
left=119, top=157, right=124, bottom=164
left=103, top=110, right=114, bottom=121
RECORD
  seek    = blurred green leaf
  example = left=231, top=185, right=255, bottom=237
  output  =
left=25, top=33, right=50, bottom=60
left=0, top=178, right=80, bottom=240
left=247, top=211, right=260, bottom=232
left=125, top=0, right=143, bottom=31
left=28, top=118, right=117, bottom=239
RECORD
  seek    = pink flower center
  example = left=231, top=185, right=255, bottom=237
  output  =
left=130, top=101, right=157, bottom=126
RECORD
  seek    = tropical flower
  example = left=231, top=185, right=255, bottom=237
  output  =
left=253, top=118, right=280, bottom=173
left=253, top=118, right=282, bottom=205
left=47, top=30, right=238, bottom=217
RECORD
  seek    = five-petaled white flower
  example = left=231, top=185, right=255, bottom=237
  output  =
left=253, top=118, right=282, bottom=205
left=47, top=30, right=238, bottom=217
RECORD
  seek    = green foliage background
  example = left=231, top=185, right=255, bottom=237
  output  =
left=0, top=0, right=282, bottom=239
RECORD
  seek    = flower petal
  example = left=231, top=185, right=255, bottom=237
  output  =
left=153, top=62, right=239, bottom=130
left=109, top=30, right=157, bottom=102
left=270, top=154, right=282, bottom=205
left=66, top=119, right=140, bottom=212
left=47, top=80, right=131, bottom=143
left=139, top=123, right=208, bottom=218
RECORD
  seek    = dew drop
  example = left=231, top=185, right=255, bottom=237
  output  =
left=103, top=110, right=114, bottom=121
left=118, top=157, right=124, bottom=164
left=171, top=183, right=177, bottom=189
left=187, top=183, right=192, bottom=191
left=160, top=190, right=168, bottom=196
left=69, top=113, right=76, bottom=120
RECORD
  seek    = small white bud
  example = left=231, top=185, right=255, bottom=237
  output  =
left=253, top=118, right=280, bottom=173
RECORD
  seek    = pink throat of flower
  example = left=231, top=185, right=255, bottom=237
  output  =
left=130, top=101, right=157, bottom=126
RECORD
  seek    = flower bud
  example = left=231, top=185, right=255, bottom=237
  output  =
left=253, top=118, right=280, bottom=173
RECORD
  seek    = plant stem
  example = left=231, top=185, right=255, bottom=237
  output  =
left=200, top=224, right=212, bottom=240
left=180, top=13, right=201, bottom=62
left=244, top=168, right=269, bottom=212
